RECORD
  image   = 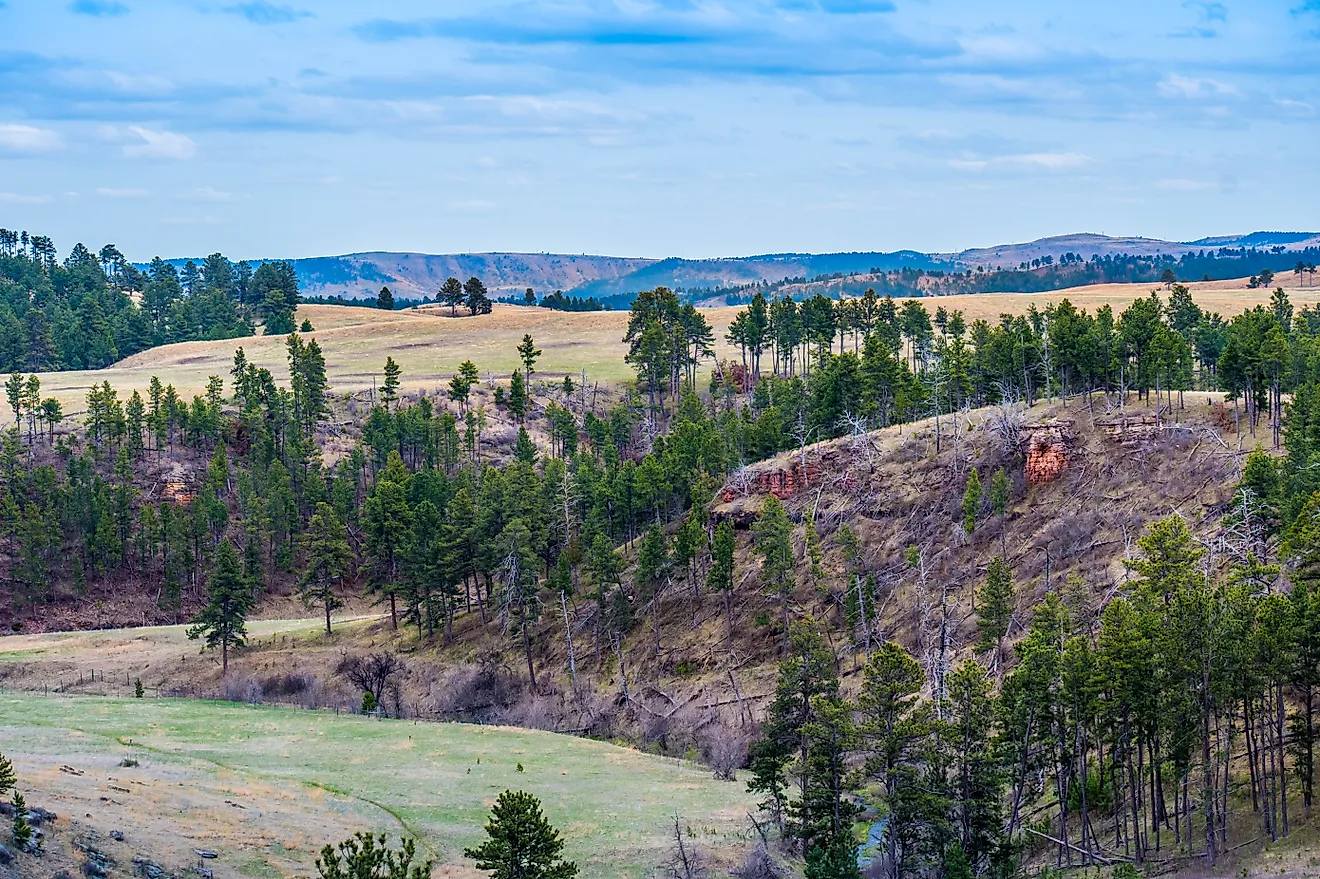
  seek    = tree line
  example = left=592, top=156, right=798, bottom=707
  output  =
left=714, top=283, right=1316, bottom=450
left=0, top=230, right=310, bottom=372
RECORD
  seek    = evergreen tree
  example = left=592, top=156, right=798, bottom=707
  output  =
left=441, top=277, right=465, bottom=315
left=976, top=556, right=1014, bottom=675
left=463, top=790, right=579, bottom=879
left=186, top=539, right=251, bottom=676
left=509, top=371, right=528, bottom=421
left=11, top=790, right=33, bottom=852
left=0, top=751, right=14, bottom=797
left=365, top=458, right=413, bottom=630
left=752, top=495, right=794, bottom=650
left=708, top=520, right=736, bottom=641
left=962, top=468, right=982, bottom=533
left=381, top=357, right=402, bottom=409
left=377, top=286, right=395, bottom=310
left=301, top=502, right=349, bottom=635
left=517, top=333, right=542, bottom=387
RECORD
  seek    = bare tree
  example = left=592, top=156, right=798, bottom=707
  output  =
left=665, top=813, right=709, bottom=879
left=340, top=652, right=405, bottom=716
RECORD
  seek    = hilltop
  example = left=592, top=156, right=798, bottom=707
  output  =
left=157, top=231, right=1320, bottom=303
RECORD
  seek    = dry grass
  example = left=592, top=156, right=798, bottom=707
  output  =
left=23, top=278, right=1316, bottom=417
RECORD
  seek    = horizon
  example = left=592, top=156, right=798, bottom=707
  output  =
left=2, top=2, right=1319, bottom=262
left=143, top=229, right=1318, bottom=267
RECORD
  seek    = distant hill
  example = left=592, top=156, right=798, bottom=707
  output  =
left=943, top=232, right=1320, bottom=269
left=160, top=232, right=1318, bottom=303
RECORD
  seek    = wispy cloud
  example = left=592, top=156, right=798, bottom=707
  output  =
left=1156, top=178, right=1215, bottom=191
left=185, top=186, right=243, bottom=202
left=224, top=2, right=312, bottom=25
left=69, top=0, right=129, bottom=17
left=950, top=151, right=1093, bottom=171
left=449, top=199, right=496, bottom=211
left=1184, top=1, right=1227, bottom=22
left=1157, top=73, right=1239, bottom=98
left=122, top=125, right=196, bottom=159
left=0, top=123, right=62, bottom=153
left=0, top=192, right=51, bottom=204
left=97, top=187, right=148, bottom=198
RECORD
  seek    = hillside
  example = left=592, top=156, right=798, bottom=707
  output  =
left=944, top=231, right=1320, bottom=268
left=163, top=231, right=1320, bottom=303
left=0, top=395, right=1248, bottom=735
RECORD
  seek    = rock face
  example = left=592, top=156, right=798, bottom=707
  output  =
left=720, top=450, right=846, bottom=503
left=1094, top=414, right=1161, bottom=446
left=1023, top=421, right=1071, bottom=484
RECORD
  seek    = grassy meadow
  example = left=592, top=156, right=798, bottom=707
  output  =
left=0, top=694, right=756, bottom=878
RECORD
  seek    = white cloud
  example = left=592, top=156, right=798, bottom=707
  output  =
left=950, top=152, right=1091, bottom=171
left=0, top=124, right=62, bottom=153
left=1158, top=74, right=1239, bottom=99
left=97, top=187, right=150, bottom=198
left=1155, top=178, right=1215, bottom=191
left=123, top=126, right=197, bottom=160
left=449, top=199, right=496, bottom=211
left=1006, top=152, right=1092, bottom=169
left=1276, top=98, right=1315, bottom=115
left=187, top=186, right=242, bottom=202
left=0, top=193, right=51, bottom=204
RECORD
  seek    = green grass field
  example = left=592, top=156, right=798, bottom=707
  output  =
left=0, top=695, right=754, bottom=878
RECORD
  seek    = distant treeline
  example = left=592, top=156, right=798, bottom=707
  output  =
left=304, top=294, right=431, bottom=310
left=0, top=229, right=301, bottom=373
left=715, top=247, right=1320, bottom=305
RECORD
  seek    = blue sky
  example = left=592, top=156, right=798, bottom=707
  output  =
left=0, top=1, right=1317, bottom=261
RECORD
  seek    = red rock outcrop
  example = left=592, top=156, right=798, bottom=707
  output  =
left=1022, top=421, right=1071, bottom=484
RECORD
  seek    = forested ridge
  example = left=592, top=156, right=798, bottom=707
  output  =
left=6, top=278, right=1320, bottom=877
left=709, top=247, right=1320, bottom=306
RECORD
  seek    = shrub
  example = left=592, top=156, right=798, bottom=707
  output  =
left=316, top=832, right=430, bottom=879
left=11, top=791, right=34, bottom=853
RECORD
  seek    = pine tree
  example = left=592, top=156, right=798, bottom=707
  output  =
left=708, top=520, right=736, bottom=642
left=463, top=790, right=579, bottom=879
left=0, top=750, right=14, bottom=797
left=376, top=286, right=395, bottom=311
left=186, top=539, right=251, bottom=676
left=381, top=357, right=402, bottom=409
left=449, top=360, right=480, bottom=411
left=517, top=333, right=542, bottom=387
left=509, top=371, right=527, bottom=421
left=962, top=468, right=982, bottom=533
left=514, top=426, right=538, bottom=464
left=301, top=502, right=349, bottom=635
left=635, top=524, right=669, bottom=657
left=749, top=620, right=840, bottom=836
left=976, top=556, right=1014, bottom=675
left=441, top=276, right=465, bottom=315
left=11, top=790, right=33, bottom=852
left=365, top=462, right=412, bottom=630
left=752, top=496, right=794, bottom=650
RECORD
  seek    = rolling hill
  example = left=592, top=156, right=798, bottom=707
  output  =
left=157, top=231, right=1320, bottom=304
